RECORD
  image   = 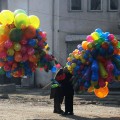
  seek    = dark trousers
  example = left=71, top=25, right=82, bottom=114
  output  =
left=65, top=95, right=73, bottom=113
left=54, top=96, right=62, bottom=112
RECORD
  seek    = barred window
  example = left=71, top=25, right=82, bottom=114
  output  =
left=89, top=0, right=102, bottom=11
left=108, top=0, right=118, bottom=11
left=70, top=0, right=82, bottom=11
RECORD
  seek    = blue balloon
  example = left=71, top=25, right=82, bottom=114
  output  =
left=95, top=28, right=103, bottom=35
left=7, top=56, right=14, bottom=61
left=6, top=71, right=12, bottom=78
left=51, top=66, right=57, bottom=73
left=28, top=39, right=36, bottom=46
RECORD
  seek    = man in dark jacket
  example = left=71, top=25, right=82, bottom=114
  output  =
left=61, top=67, right=74, bottom=115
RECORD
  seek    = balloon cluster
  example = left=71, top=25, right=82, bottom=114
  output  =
left=66, top=28, right=120, bottom=98
left=0, top=9, right=61, bottom=78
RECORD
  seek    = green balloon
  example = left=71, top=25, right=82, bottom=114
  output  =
left=117, top=41, right=120, bottom=48
left=14, top=13, right=29, bottom=29
left=14, top=9, right=27, bottom=16
left=9, top=28, right=23, bottom=42
left=51, top=84, right=59, bottom=88
left=0, top=67, right=5, bottom=75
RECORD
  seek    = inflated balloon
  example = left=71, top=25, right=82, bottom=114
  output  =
left=14, top=43, right=21, bottom=51
left=0, top=61, right=4, bottom=67
left=7, top=48, right=14, bottom=56
left=4, top=40, right=13, bottom=49
left=9, top=28, right=23, bottom=42
left=0, top=67, right=5, bottom=75
left=24, top=25, right=36, bottom=39
left=86, top=35, right=93, bottom=42
left=0, top=10, right=14, bottom=25
left=82, top=41, right=88, bottom=50
left=0, top=25, right=4, bottom=35
left=14, top=9, right=27, bottom=16
left=22, top=54, right=29, bottom=62
left=29, top=15, right=40, bottom=29
left=20, top=38, right=27, bottom=45
left=0, top=51, right=7, bottom=59
left=94, top=86, right=109, bottom=98
left=99, top=62, right=108, bottom=78
left=14, top=52, right=22, bottom=62
left=28, top=39, right=36, bottom=46
left=27, top=47, right=35, bottom=55
left=91, top=32, right=99, bottom=40
left=14, top=13, right=29, bottom=29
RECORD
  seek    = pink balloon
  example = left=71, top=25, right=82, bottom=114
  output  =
left=86, top=35, right=93, bottom=42
left=20, top=45, right=27, bottom=54
left=4, top=63, right=11, bottom=71
left=4, top=40, right=13, bottom=49
left=41, top=31, right=47, bottom=38
left=40, top=68, right=43, bottom=71
left=27, top=47, right=35, bottom=55
left=98, top=78, right=106, bottom=87
left=108, top=34, right=114, bottom=41
left=0, top=51, right=7, bottom=59
left=56, top=64, right=61, bottom=69
left=22, top=54, right=29, bottom=62
left=38, top=41, right=44, bottom=48
left=20, top=38, right=28, bottom=45
left=106, top=61, right=114, bottom=72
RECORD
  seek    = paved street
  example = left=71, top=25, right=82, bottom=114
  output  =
left=0, top=89, right=120, bottom=120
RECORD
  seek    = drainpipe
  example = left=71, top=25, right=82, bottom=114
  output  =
left=27, top=0, right=29, bottom=15
left=52, top=0, right=55, bottom=55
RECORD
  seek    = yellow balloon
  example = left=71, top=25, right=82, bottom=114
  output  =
left=29, top=15, right=40, bottom=29
left=7, top=48, right=14, bottom=56
left=0, top=25, right=4, bottom=35
left=0, top=10, right=14, bottom=25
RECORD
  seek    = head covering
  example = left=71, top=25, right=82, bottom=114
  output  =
left=55, top=68, right=66, bottom=81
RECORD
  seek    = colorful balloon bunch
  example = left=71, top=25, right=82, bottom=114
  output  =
left=0, top=9, right=60, bottom=78
left=66, top=28, right=120, bottom=98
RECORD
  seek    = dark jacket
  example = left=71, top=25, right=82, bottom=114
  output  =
left=61, top=68, right=74, bottom=96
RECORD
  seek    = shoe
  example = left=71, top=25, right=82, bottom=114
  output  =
left=68, top=112, right=74, bottom=115
left=53, top=110, right=64, bottom=114
left=61, top=112, right=68, bottom=115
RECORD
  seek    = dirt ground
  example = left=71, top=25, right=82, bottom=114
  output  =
left=0, top=89, right=120, bottom=120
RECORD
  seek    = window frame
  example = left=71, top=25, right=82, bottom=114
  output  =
left=108, top=0, right=119, bottom=12
left=69, top=0, right=83, bottom=12
left=88, top=0, right=103, bottom=12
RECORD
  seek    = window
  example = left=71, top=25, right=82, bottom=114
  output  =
left=70, top=0, right=82, bottom=11
left=89, top=0, right=102, bottom=11
left=108, top=0, right=118, bottom=11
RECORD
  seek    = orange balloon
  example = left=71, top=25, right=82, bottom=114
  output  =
left=94, top=86, right=109, bottom=98
left=0, top=34, right=8, bottom=45
left=0, top=62, right=4, bottom=67
left=82, top=41, right=88, bottom=50
left=0, top=44, right=5, bottom=52
left=111, top=39, right=118, bottom=46
left=87, top=86, right=94, bottom=93
left=14, top=52, right=22, bottom=62
left=29, top=55, right=38, bottom=63
left=24, top=25, right=36, bottom=39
